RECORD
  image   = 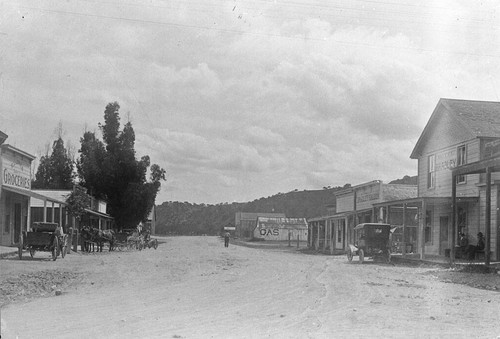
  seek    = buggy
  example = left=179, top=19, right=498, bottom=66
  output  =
left=347, top=223, right=392, bottom=263
left=19, top=222, right=67, bottom=261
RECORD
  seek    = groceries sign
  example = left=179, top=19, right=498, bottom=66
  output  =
left=2, top=155, right=31, bottom=190
left=3, top=168, right=31, bottom=189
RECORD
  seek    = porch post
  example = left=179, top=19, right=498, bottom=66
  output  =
left=51, top=201, right=55, bottom=223
left=402, top=203, right=407, bottom=258
left=27, top=196, right=31, bottom=231
left=59, top=203, right=63, bottom=228
left=330, top=220, right=334, bottom=255
left=485, top=167, right=491, bottom=266
left=420, top=200, right=426, bottom=260
left=308, top=223, right=312, bottom=247
left=43, top=200, right=47, bottom=222
left=451, top=173, right=457, bottom=264
left=315, top=223, right=320, bottom=250
left=324, top=220, right=328, bottom=251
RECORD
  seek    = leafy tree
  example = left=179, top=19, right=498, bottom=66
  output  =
left=76, top=131, right=107, bottom=198
left=77, top=102, right=166, bottom=230
left=32, top=137, right=74, bottom=189
left=65, top=185, right=91, bottom=223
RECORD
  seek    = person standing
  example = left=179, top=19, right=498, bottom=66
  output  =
left=467, top=232, right=485, bottom=260
left=224, top=231, right=230, bottom=247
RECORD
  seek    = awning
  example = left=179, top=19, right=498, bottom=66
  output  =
left=84, top=208, right=113, bottom=220
left=373, top=196, right=479, bottom=208
left=2, top=185, right=66, bottom=205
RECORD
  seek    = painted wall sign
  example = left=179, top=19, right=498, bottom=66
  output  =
left=356, top=193, right=379, bottom=203
left=259, top=228, right=279, bottom=236
left=485, top=139, right=500, bottom=158
left=3, top=168, right=31, bottom=189
left=435, top=149, right=457, bottom=171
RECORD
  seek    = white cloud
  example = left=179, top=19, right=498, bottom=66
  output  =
left=2, top=0, right=499, bottom=204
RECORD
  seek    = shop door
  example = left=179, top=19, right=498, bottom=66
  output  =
left=14, top=203, right=21, bottom=244
left=335, top=221, right=345, bottom=249
left=439, top=216, right=449, bottom=256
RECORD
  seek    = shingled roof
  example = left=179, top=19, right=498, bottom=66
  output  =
left=411, top=99, right=500, bottom=159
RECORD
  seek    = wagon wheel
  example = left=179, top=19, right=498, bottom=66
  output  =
left=138, top=241, right=143, bottom=251
left=117, top=243, right=123, bottom=251
left=358, top=249, right=364, bottom=263
left=52, top=237, right=59, bottom=261
left=18, top=234, right=23, bottom=260
left=127, top=241, right=134, bottom=250
left=61, top=235, right=67, bottom=258
left=153, top=239, right=158, bottom=250
left=30, top=249, right=36, bottom=258
left=347, top=248, right=353, bottom=262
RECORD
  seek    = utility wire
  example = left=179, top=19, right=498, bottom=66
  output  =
left=18, top=5, right=500, bottom=58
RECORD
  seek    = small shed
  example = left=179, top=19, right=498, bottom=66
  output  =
left=253, top=217, right=308, bottom=241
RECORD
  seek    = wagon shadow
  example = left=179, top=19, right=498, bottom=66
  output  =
left=345, top=260, right=395, bottom=266
left=3, top=255, right=57, bottom=262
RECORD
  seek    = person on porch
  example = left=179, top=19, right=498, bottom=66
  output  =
left=467, top=232, right=485, bottom=260
left=457, top=233, right=468, bottom=259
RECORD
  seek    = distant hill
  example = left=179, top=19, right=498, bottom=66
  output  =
left=155, top=187, right=343, bottom=235
left=155, top=176, right=417, bottom=235
left=389, top=175, right=417, bottom=185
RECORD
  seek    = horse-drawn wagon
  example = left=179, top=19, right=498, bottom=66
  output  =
left=142, top=231, right=158, bottom=250
left=113, top=228, right=158, bottom=250
left=18, top=222, right=67, bottom=261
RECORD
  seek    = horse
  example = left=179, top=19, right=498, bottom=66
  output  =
left=80, top=226, right=96, bottom=252
left=80, top=226, right=115, bottom=252
left=98, top=229, right=116, bottom=252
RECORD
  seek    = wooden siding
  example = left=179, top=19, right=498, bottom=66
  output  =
left=416, top=106, right=474, bottom=158
left=418, top=139, right=481, bottom=198
left=336, top=192, right=354, bottom=213
left=355, top=183, right=381, bottom=211
left=479, top=185, right=498, bottom=258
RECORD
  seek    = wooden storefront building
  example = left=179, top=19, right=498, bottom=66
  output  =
left=407, top=99, right=500, bottom=262
left=308, top=181, right=417, bottom=253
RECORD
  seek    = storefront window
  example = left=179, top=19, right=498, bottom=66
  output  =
left=457, top=206, right=467, bottom=236
left=425, top=210, right=432, bottom=243
left=456, top=145, right=466, bottom=184
left=427, top=155, right=436, bottom=188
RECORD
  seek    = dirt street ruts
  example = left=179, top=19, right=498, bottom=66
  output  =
left=1, top=236, right=499, bottom=338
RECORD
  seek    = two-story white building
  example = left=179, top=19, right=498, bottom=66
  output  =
left=410, top=98, right=500, bottom=261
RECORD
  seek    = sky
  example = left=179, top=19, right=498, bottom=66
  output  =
left=1, top=0, right=500, bottom=205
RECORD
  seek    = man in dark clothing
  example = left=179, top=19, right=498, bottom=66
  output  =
left=467, top=232, right=485, bottom=260
left=224, top=231, right=230, bottom=247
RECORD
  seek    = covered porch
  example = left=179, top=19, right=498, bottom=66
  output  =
left=452, top=156, right=500, bottom=265
left=374, top=196, right=479, bottom=259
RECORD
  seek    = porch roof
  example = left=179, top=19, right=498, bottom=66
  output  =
left=308, top=213, right=349, bottom=223
left=2, top=185, right=66, bottom=205
left=373, top=196, right=479, bottom=208
left=84, top=208, right=113, bottom=220
left=452, top=156, right=500, bottom=176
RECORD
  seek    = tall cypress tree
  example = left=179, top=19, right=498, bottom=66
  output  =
left=77, top=102, right=166, bottom=229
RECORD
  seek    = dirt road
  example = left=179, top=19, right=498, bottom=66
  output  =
left=1, top=236, right=499, bottom=338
